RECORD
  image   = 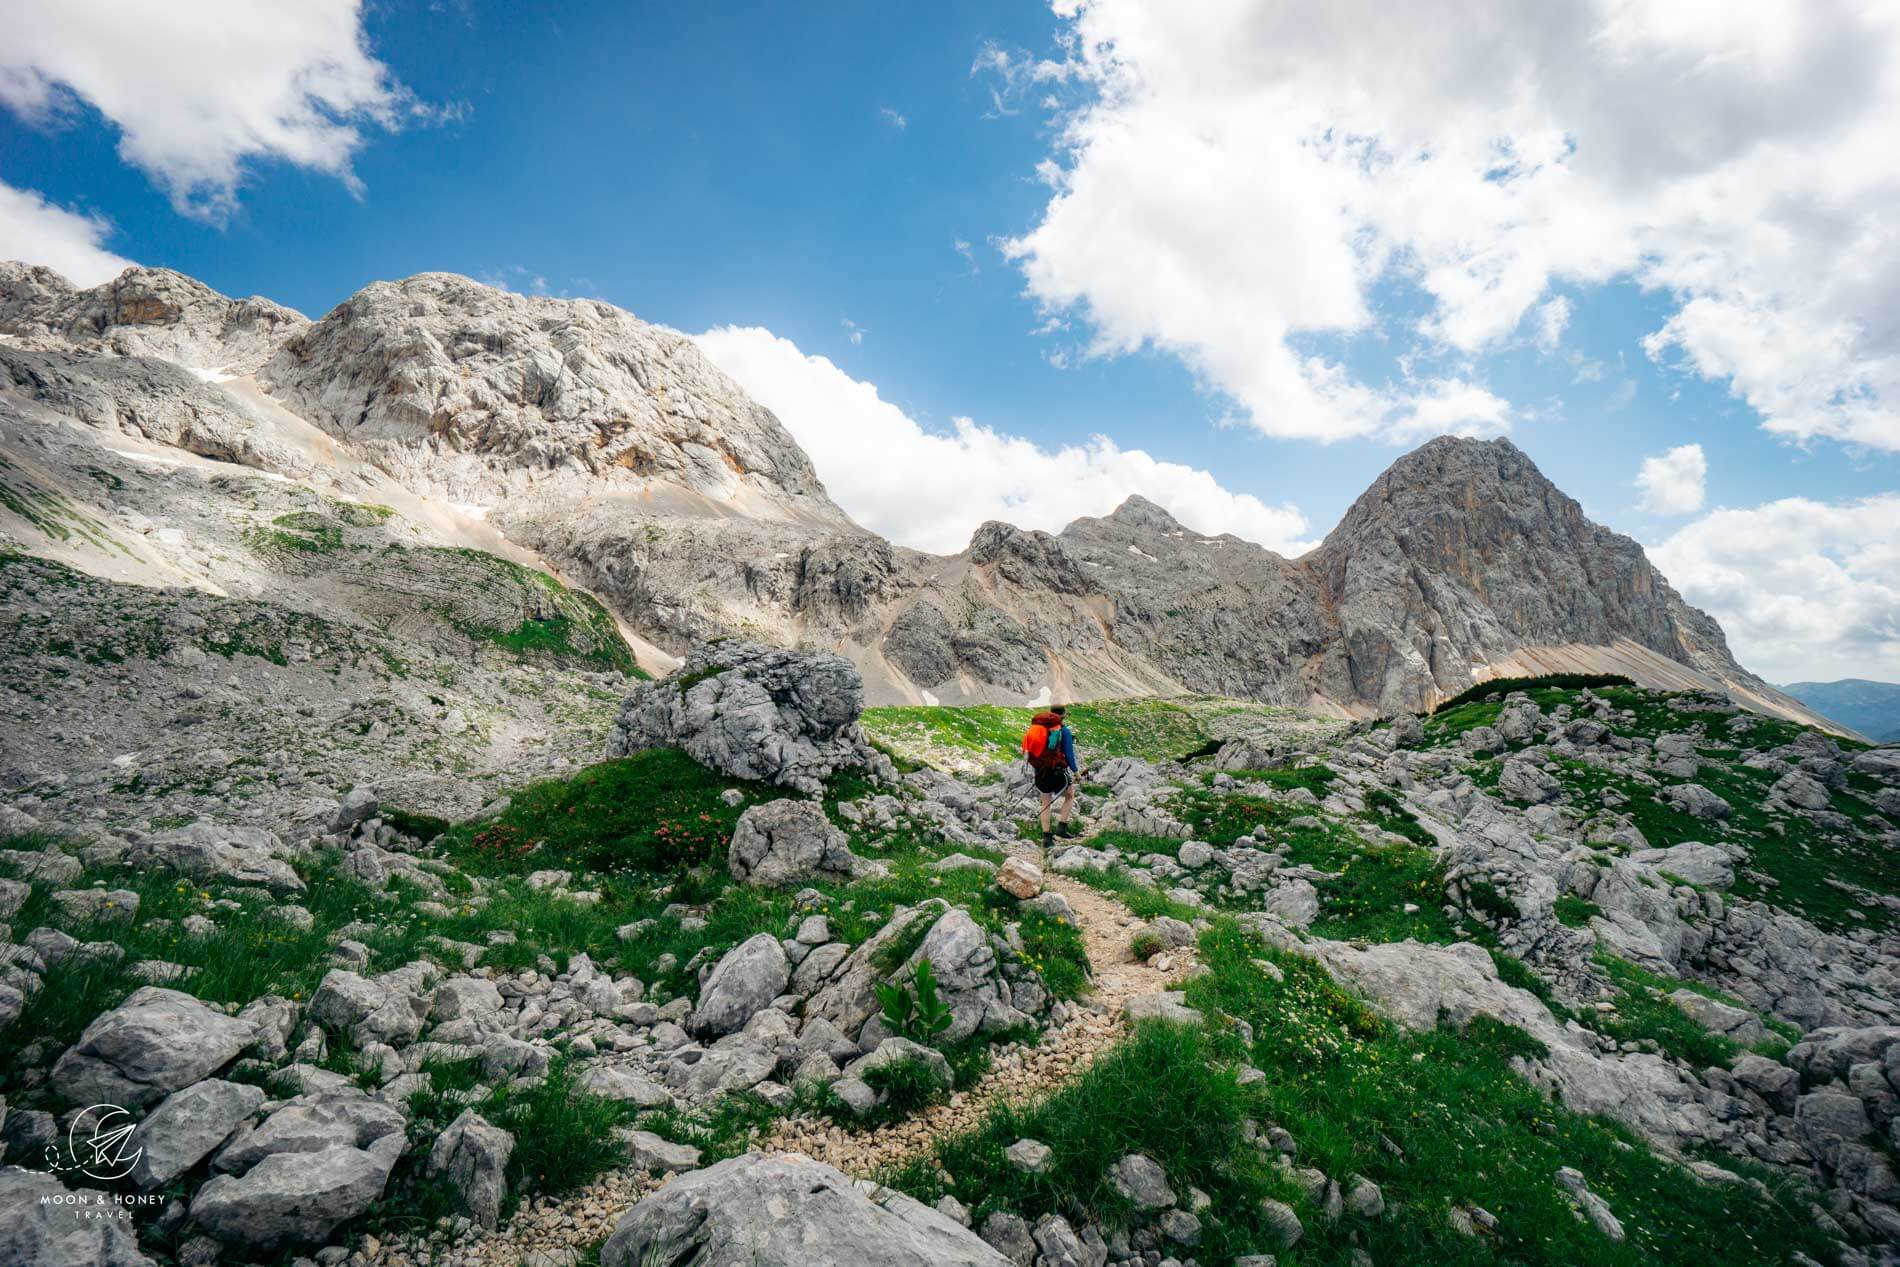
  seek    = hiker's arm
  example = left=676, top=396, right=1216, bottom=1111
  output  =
left=1063, top=728, right=1078, bottom=771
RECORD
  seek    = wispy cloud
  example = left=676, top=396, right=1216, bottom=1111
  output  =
left=879, top=106, right=907, bottom=131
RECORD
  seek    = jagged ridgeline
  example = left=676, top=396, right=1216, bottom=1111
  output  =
left=0, top=260, right=1843, bottom=730
left=3, top=259, right=1898, bottom=1267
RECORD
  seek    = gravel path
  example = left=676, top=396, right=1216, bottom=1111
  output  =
left=761, top=869, right=1191, bottom=1175
left=374, top=861, right=1180, bottom=1266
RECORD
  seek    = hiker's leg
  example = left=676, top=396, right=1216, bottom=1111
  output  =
left=1059, top=779, right=1075, bottom=824
left=1039, top=792, right=1053, bottom=833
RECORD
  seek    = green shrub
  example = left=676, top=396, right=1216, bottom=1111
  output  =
left=862, top=1054, right=951, bottom=1119
left=434, top=749, right=773, bottom=876
left=1431, top=674, right=1634, bottom=714
left=1555, top=894, right=1602, bottom=928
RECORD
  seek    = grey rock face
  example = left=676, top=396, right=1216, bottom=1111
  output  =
left=599, top=1153, right=1011, bottom=1267
left=689, top=933, right=790, bottom=1037
left=1498, top=758, right=1562, bottom=805
left=607, top=640, right=875, bottom=794
left=189, top=1133, right=403, bottom=1253
left=307, top=962, right=440, bottom=1048
left=578, top=1066, right=675, bottom=1108
left=214, top=1089, right=404, bottom=1173
left=884, top=600, right=960, bottom=686
left=259, top=271, right=835, bottom=513
left=1627, top=842, right=1734, bottom=890
left=426, top=1109, right=513, bottom=1229
left=1668, top=990, right=1766, bottom=1045
left=1, top=263, right=306, bottom=373
left=51, top=987, right=256, bottom=1108
left=0, top=1167, right=157, bottom=1267
left=128, top=1078, right=264, bottom=1190
left=128, top=823, right=304, bottom=894
left=728, top=798, right=881, bottom=888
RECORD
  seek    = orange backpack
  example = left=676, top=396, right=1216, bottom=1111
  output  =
left=1022, top=711, right=1068, bottom=770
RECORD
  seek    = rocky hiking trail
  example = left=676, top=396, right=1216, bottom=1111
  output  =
left=433, top=851, right=1191, bottom=1267
left=763, top=864, right=1191, bottom=1175
left=7, top=632, right=1896, bottom=1267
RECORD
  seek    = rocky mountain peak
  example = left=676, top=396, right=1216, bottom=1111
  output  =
left=258, top=272, right=847, bottom=520
left=1308, top=434, right=1749, bottom=712
left=968, top=520, right=1095, bottom=596
left=1103, top=492, right=1188, bottom=534
left=0, top=261, right=306, bottom=372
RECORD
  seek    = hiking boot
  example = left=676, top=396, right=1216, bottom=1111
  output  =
left=1041, top=831, right=1055, bottom=852
left=1058, top=821, right=1078, bottom=838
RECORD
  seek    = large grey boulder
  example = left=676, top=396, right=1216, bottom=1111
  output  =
left=1107, top=1153, right=1177, bottom=1210
left=0, top=1167, right=157, bottom=1266
left=1627, top=842, right=1734, bottom=890
left=689, top=934, right=790, bottom=1037
left=1668, top=990, right=1766, bottom=1045
left=578, top=1066, right=676, bottom=1109
left=128, top=823, right=304, bottom=894
left=426, top=1109, right=513, bottom=1229
left=1658, top=784, right=1732, bottom=821
left=729, top=799, right=882, bottom=888
left=51, top=987, right=256, bottom=1109
left=190, top=1134, right=403, bottom=1253
left=212, top=1088, right=405, bottom=1173
left=1311, top=938, right=1727, bottom=1149
left=804, top=905, right=945, bottom=1039
left=1263, top=878, right=1320, bottom=928
left=1497, top=758, right=1561, bottom=805
left=307, top=962, right=440, bottom=1048
left=599, top=1152, right=1011, bottom=1267
left=896, top=908, right=1034, bottom=1041
left=129, top=1078, right=264, bottom=1190
left=606, top=641, right=876, bottom=794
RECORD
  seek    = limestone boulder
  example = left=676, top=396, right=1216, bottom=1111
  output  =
left=601, top=1153, right=1011, bottom=1267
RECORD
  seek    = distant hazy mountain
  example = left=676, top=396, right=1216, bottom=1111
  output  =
left=1779, top=680, right=1900, bottom=742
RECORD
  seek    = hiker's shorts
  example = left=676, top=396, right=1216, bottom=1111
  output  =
left=1034, top=765, right=1071, bottom=795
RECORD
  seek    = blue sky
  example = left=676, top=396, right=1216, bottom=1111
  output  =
left=2, top=0, right=1897, bottom=683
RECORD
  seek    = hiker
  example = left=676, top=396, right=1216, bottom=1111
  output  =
left=1023, top=704, right=1081, bottom=852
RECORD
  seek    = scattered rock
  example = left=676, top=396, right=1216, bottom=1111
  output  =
left=727, top=799, right=881, bottom=888
left=598, top=1153, right=1011, bottom=1266
left=1005, top=1138, right=1054, bottom=1174
left=51, top=987, right=256, bottom=1109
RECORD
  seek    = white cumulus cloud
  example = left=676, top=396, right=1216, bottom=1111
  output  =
left=0, top=182, right=134, bottom=285
left=997, top=0, right=1900, bottom=450
left=694, top=324, right=1314, bottom=557
left=1652, top=495, right=1900, bottom=684
left=0, top=0, right=423, bottom=220
left=1635, top=443, right=1708, bottom=515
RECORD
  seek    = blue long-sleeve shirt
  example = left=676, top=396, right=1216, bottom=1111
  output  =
left=1055, top=725, right=1077, bottom=772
